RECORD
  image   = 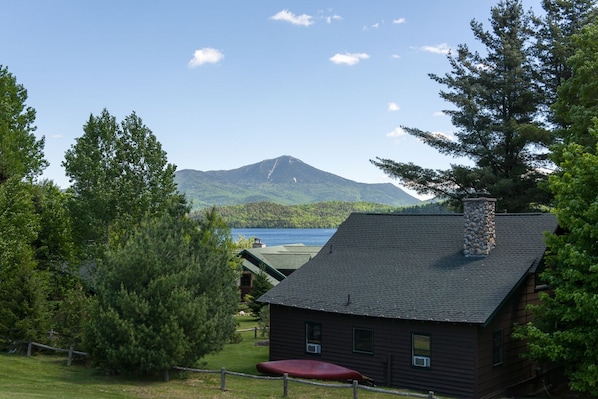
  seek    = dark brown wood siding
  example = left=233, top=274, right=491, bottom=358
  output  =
left=475, top=273, right=541, bottom=399
left=269, top=305, right=478, bottom=398
left=269, top=275, right=542, bottom=399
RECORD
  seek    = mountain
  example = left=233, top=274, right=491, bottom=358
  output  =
left=174, top=155, right=421, bottom=209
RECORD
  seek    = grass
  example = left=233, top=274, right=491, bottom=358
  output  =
left=0, top=316, right=419, bottom=398
left=198, top=315, right=270, bottom=375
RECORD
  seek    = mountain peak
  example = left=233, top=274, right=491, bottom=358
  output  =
left=175, top=156, right=420, bottom=209
left=239, top=155, right=341, bottom=184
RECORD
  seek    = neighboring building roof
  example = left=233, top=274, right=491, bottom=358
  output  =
left=259, top=212, right=558, bottom=325
left=239, top=244, right=322, bottom=283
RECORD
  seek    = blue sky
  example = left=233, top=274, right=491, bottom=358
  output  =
left=2, top=1, right=542, bottom=197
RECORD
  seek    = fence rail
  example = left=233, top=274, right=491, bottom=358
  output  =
left=19, top=335, right=437, bottom=398
left=173, top=365, right=437, bottom=399
left=25, top=341, right=88, bottom=366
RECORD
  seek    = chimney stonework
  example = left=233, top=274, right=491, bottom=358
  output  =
left=463, top=197, right=496, bottom=256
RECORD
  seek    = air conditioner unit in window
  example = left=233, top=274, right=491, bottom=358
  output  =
left=306, top=343, right=321, bottom=354
left=413, top=356, right=430, bottom=367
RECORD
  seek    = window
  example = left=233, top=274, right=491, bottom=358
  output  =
left=493, top=329, right=504, bottom=366
left=240, top=272, right=252, bottom=287
left=305, top=322, right=322, bottom=354
left=412, top=333, right=431, bottom=368
left=353, top=328, right=374, bottom=354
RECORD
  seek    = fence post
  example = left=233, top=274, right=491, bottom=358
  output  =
left=353, top=380, right=359, bottom=399
left=67, top=345, right=73, bottom=366
left=163, top=369, right=169, bottom=382
left=428, top=390, right=435, bottom=399
left=254, top=327, right=257, bottom=339
left=283, top=373, right=289, bottom=397
left=220, top=367, right=226, bottom=391
left=27, top=342, right=32, bottom=357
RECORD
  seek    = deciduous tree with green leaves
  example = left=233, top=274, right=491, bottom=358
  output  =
left=31, top=180, right=77, bottom=294
left=0, top=178, right=49, bottom=341
left=0, top=66, right=50, bottom=343
left=0, top=65, right=47, bottom=183
left=83, top=207, right=239, bottom=375
left=514, top=19, right=598, bottom=396
left=63, top=109, right=178, bottom=257
left=371, top=0, right=552, bottom=212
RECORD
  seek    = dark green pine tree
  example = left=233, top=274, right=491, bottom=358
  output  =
left=246, top=265, right=274, bottom=317
left=535, top=0, right=597, bottom=128
left=83, top=207, right=239, bottom=375
left=372, top=0, right=552, bottom=212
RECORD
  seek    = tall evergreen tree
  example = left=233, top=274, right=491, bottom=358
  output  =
left=84, top=208, right=239, bottom=375
left=245, top=266, right=273, bottom=318
left=551, top=15, right=598, bottom=150
left=535, top=0, right=597, bottom=127
left=514, top=19, right=598, bottom=396
left=371, top=0, right=552, bottom=212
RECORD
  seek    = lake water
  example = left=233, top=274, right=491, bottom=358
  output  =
left=231, top=228, right=336, bottom=247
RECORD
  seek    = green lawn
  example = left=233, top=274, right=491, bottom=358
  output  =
left=0, top=316, right=421, bottom=398
left=198, top=315, right=270, bottom=375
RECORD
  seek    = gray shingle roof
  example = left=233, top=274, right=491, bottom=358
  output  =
left=259, top=212, right=557, bottom=325
left=239, top=244, right=322, bottom=283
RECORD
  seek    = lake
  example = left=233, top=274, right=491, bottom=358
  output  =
left=231, top=228, right=336, bottom=247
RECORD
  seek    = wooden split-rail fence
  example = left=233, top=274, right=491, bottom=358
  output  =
left=21, top=330, right=438, bottom=399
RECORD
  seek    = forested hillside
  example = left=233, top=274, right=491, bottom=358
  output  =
left=175, top=156, right=421, bottom=209
left=208, top=201, right=450, bottom=228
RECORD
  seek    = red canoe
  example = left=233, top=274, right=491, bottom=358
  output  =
left=256, top=359, right=365, bottom=381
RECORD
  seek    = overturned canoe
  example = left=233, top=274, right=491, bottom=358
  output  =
left=256, top=359, right=365, bottom=381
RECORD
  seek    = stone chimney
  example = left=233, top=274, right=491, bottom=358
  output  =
left=252, top=238, right=266, bottom=248
left=463, top=197, right=496, bottom=256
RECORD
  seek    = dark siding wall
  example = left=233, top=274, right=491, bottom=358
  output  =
left=269, top=305, right=478, bottom=398
left=476, top=274, right=541, bottom=398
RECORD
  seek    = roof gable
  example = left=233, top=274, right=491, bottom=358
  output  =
left=239, top=244, right=322, bottom=282
left=259, top=212, right=557, bottom=324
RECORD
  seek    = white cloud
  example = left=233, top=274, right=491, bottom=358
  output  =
left=188, top=48, right=224, bottom=68
left=393, top=17, right=406, bottom=24
left=329, top=52, right=369, bottom=65
left=270, top=10, right=313, bottom=26
left=387, top=127, right=406, bottom=137
left=420, top=43, right=451, bottom=55
left=50, top=134, right=63, bottom=139
left=391, top=54, right=401, bottom=59
left=326, top=14, right=342, bottom=24
left=388, top=102, right=400, bottom=112
left=433, top=111, right=446, bottom=117
left=363, top=20, right=384, bottom=31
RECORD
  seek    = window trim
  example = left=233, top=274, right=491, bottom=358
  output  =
left=305, top=321, right=322, bottom=355
left=352, top=327, right=374, bottom=354
left=411, top=333, right=431, bottom=368
left=492, top=329, right=504, bottom=367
